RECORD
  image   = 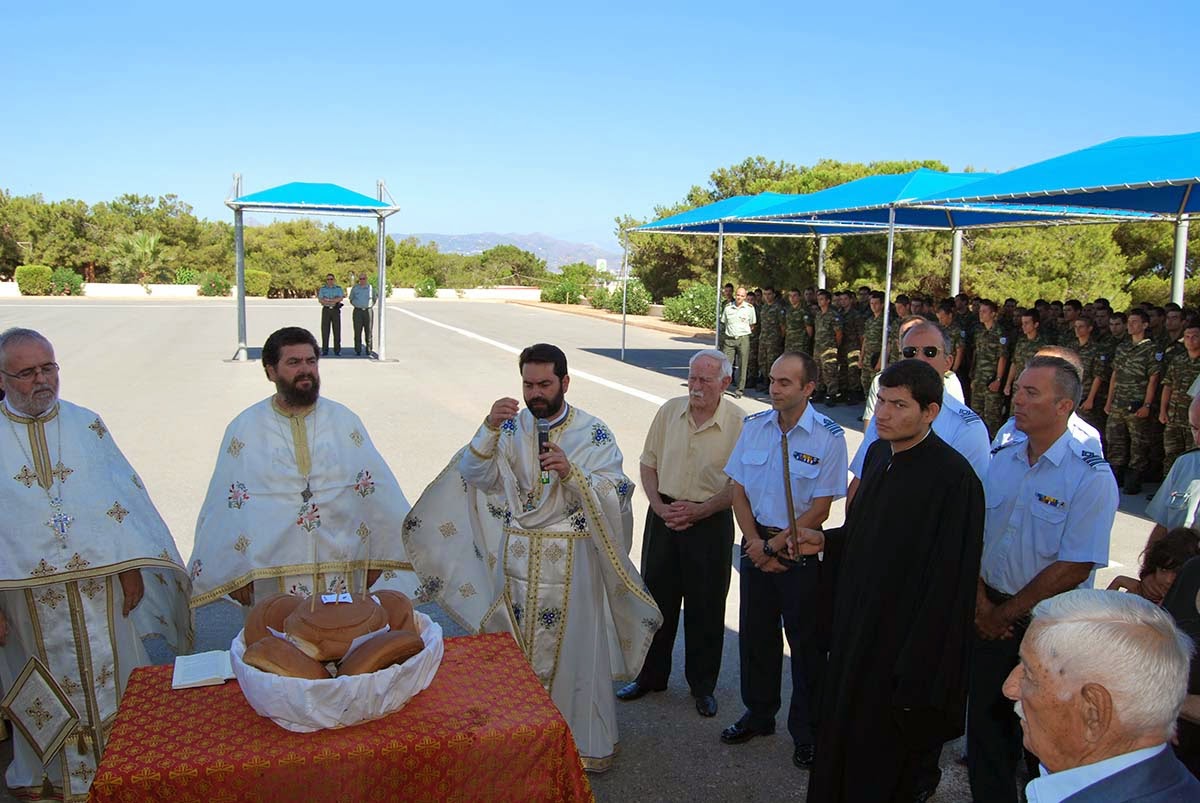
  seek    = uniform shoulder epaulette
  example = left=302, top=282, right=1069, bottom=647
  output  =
left=990, top=439, right=1017, bottom=456
left=1078, top=449, right=1110, bottom=471
left=819, top=415, right=845, bottom=437
left=956, top=407, right=982, bottom=425
left=744, top=410, right=771, bottom=422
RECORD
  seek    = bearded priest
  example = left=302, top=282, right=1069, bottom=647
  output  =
left=189, top=327, right=417, bottom=611
left=0, top=328, right=191, bottom=801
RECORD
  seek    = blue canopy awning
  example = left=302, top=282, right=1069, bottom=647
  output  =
left=910, top=132, right=1200, bottom=216
left=227, top=181, right=400, bottom=217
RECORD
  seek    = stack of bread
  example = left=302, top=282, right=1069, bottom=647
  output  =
left=241, top=590, right=424, bottom=679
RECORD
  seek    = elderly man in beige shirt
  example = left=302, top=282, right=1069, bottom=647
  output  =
left=616, top=349, right=746, bottom=718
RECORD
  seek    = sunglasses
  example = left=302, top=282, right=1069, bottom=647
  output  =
left=901, top=346, right=941, bottom=359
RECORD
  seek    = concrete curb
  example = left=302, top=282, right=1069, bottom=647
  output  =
left=507, top=300, right=716, bottom=340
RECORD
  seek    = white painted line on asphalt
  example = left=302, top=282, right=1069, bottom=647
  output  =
left=393, top=306, right=668, bottom=406
left=0, top=303, right=238, bottom=309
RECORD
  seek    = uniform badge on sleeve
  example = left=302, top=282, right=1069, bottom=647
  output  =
left=1000, top=337, right=1008, bottom=345
left=1035, top=493, right=1065, bottom=508
left=793, top=452, right=820, bottom=465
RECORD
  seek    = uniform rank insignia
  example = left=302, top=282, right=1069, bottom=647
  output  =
left=1000, top=337, right=1008, bottom=345
left=793, top=452, right=820, bottom=465
left=958, top=408, right=982, bottom=425
left=1036, top=493, right=1065, bottom=508
left=819, top=417, right=844, bottom=437
left=1155, top=352, right=1164, bottom=361
left=1079, top=450, right=1109, bottom=470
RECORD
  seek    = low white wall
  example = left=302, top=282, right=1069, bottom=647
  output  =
left=388, top=286, right=541, bottom=301
left=1, top=283, right=540, bottom=301
left=82, top=283, right=215, bottom=298
left=0, top=282, right=20, bottom=297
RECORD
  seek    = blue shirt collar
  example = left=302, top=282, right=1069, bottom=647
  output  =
left=1025, top=744, right=1166, bottom=803
left=772, top=402, right=814, bottom=436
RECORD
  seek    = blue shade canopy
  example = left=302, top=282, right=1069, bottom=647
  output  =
left=911, top=132, right=1200, bottom=216
left=227, top=182, right=399, bottom=217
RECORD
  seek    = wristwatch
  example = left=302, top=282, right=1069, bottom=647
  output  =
left=762, top=538, right=776, bottom=558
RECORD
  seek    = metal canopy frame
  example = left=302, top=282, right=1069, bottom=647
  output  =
left=224, top=175, right=402, bottom=361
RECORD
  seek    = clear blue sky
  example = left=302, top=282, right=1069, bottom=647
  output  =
left=3, top=1, right=1198, bottom=252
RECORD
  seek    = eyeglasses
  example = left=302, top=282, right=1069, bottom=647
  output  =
left=0, top=362, right=59, bottom=381
left=901, top=346, right=941, bottom=359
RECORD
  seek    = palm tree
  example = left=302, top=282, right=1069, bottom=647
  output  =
left=107, top=230, right=168, bottom=287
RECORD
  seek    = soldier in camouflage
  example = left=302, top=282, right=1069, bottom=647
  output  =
left=746, top=289, right=763, bottom=391
left=1067, top=315, right=1111, bottom=451
left=784, top=288, right=810, bottom=355
left=812, top=289, right=843, bottom=405
left=969, top=299, right=1009, bottom=439
left=1159, top=317, right=1200, bottom=476
left=860, top=291, right=886, bottom=401
left=1104, top=308, right=1162, bottom=494
left=1004, top=311, right=1046, bottom=398
left=936, top=300, right=967, bottom=379
left=836, top=290, right=864, bottom=402
left=756, top=287, right=787, bottom=391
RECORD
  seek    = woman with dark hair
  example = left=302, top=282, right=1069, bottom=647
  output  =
left=1108, top=527, right=1200, bottom=604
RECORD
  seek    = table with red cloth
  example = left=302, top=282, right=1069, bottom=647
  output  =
left=87, top=633, right=593, bottom=803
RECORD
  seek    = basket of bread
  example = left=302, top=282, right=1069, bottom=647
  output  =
left=230, top=590, right=443, bottom=732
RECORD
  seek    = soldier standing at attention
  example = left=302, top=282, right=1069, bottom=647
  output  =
left=1105, top=308, right=1162, bottom=495
left=1003, top=310, right=1045, bottom=398
left=757, top=287, right=787, bottom=392
left=1159, top=317, right=1200, bottom=477
left=837, top=291, right=864, bottom=403
left=887, top=295, right=912, bottom=364
left=784, top=289, right=810, bottom=356
left=747, top=289, right=763, bottom=392
left=812, top=290, right=843, bottom=406
left=936, top=300, right=968, bottom=378
left=316, top=272, right=345, bottom=356
left=1068, top=315, right=1111, bottom=452
left=721, top=287, right=757, bottom=399
left=861, top=291, right=886, bottom=404
left=970, top=299, right=1009, bottom=439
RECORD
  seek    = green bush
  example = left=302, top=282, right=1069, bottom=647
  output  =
left=245, top=269, right=271, bottom=297
left=540, top=279, right=583, bottom=305
left=15, top=265, right=53, bottom=296
left=587, top=285, right=611, bottom=309
left=603, top=279, right=651, bottom=315
left=197, top=272, right=231, bottom=297
left=414, top=276, right=438, bottom=298
left=48, top=268, right=84, bottom=296
left=174, top=267, right=199, bottom=285
left=663, top=282, right=719, bottom=328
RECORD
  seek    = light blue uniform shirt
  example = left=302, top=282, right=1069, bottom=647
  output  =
left=349, top=283, right=373, bottom=308
left=1025, top=744, right=1166, bottom=803
left=1146, top=449, right=1200, bottom=531
left=851, top=392, right=990, bottom=483
left=317, top=284, right=344, bottom=301
left=981, top=428, right=1117, bottom=595
left=724, top=403, right=847, bottom=529
left=991, top=412, right=1104, bottom=458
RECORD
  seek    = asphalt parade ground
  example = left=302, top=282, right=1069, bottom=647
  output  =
left=0, top=297, right=1159, bottom=801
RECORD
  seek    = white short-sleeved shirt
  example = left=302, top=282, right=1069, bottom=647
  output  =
left=1146, top=450, right=1200, bottom=531
left=723, top=302, right=757, bottom=338
left=981, top=429, right=1118, bottom=595
left=991, top=413, right=1104, bottom=458
left=724, top=403, right=847, bottom=529
left=850, top=393, right=990, bottom=483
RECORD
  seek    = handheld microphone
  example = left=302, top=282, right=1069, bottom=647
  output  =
left=537, top=419, right=551, bottom=484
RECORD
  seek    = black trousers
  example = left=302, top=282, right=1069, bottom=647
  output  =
left=967, top=587, right=1031, bottom=803
left=737, top=535, right=822, bottom=746
left=352, top=307, right=373, bottom=353
left=321, top=306, right=341, bottom=353
left=636, top=499, right=734, bottom=697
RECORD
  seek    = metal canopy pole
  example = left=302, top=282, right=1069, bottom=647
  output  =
left=233, top=173, right=247, bottom=361
left=879, top=206, right=897, bottom=371
left=620, top=230, right=629, bottom=361
left=714, top=223, right=725, bottom=348
left=950, top=229, right=963, bottom=297
left=376, top=180, right=387, bottom=361
left=1172, top=213, right=1190, bottom=306
left=817, top=235, right=828, bottom=289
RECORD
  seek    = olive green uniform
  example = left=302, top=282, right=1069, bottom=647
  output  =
left=785, top=303, right=811, bottom=355
left=838, top=306, right=864, bottom=398
left=861, top=312, right=886, bottom=399
left=1106, top=337, right=1162, bottom=474
left=1007, top=334, right=1045, bottom=391
left=813, top=307, right=843, bottom=399
left=746, top=302, right=762, bottom=389
left=970, top=323, right=1009, bottom=438
left=1067, top=340, right=1112, bottom=449
left=1162, top=348, right=1200, bottom=474
left=757, top=301, right=787, bottom=388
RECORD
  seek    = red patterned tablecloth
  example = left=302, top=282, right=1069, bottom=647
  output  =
left=88, top=633, right=593, bottom=803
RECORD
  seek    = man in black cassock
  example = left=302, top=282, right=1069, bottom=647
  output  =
left=793, top=359, right=985, bottom=802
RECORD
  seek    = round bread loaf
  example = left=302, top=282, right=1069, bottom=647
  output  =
left=284, top=593, right=388, bottom=662
left=243, top=636, right=331, bottom=680
left=337, top=630, right=424, bottom=676
left=243, top=593, right=305, bottom=647
left=371, top=590, right=416, bottom=633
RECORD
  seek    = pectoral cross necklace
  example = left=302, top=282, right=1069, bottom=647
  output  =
left=272, top=401, right=317, bottom=505
left=7, top=411, right=74, bottom=544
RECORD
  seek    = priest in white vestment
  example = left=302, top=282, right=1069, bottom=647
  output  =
left=0, top=329, right=191, bottom=802
left=189, top=327, right=417, bottom=610
left=402, top=343, right=662, bottom=771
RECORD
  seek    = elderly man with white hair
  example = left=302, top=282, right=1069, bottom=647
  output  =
left=1003, top=588, right=1200, bottom=801
left=617, top=349, right=744, bottom=719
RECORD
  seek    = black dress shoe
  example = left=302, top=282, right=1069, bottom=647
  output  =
left=615, top=681, right=665, bottom=701
left=720, top=719, right=774, bottom=744
left=792, top=743, right=815, bottom=768
left=694, top=694, right=717, bottom=718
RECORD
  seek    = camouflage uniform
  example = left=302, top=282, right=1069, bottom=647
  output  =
left=757, top=301, right=787, bottom=388
left=785, top=303, right=811, bottom=355
left=813, top=307, right=843, bottom=399
left=838, top=306, right=864, bottom=399
left=1161, top=348, right=1200, bottom=474
left=1067, top=340, right=1112, bottom=450
left=861, top=312, right=886, bottom=399
left=1106, top=337, right=1163, bottom=474
left=1007, top=334, right=1045, bottom=391
left=970, top=323, right=1009, bottom=439
left=747, top=301, right=762, bottom=390
left=1148, top=335, right=1182, bottom=478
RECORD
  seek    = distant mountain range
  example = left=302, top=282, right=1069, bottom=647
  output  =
left=393, top=232, right=621, bottom=272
